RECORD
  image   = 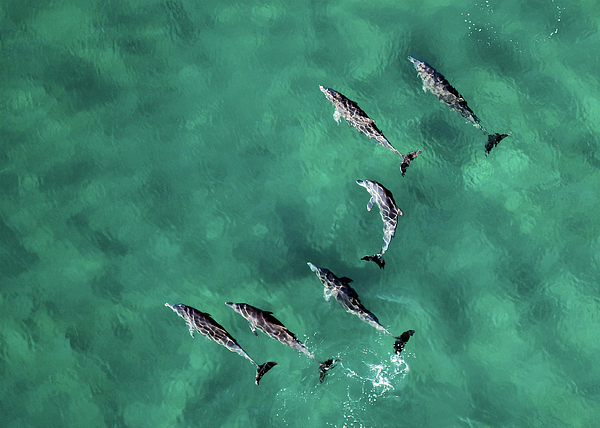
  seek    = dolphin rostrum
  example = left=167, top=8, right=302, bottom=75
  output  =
left=307, top=262, right=414, bottom=354
left=319, top=85, right=422, bottom=175
left=165, top=303, right=277, bottom=385
left=408, top=57, right=510, bottom=155
left=356, top=180, right=402, bottom=269
left=226, top=302, right=335, bottom=382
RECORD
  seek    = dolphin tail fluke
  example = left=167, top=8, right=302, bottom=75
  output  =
left=394, top=330, right=415, bottom=354
left=255, top=361, right=278, bottom=385
left=318, top=358, right=336, bottom=383
left=485, top=133, right=510, bottom=156
left=400, top=150, right=423, bottom=177
left=361, top=254, right=385, bottom=269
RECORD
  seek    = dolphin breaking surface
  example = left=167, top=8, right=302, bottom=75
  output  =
left=307, top=262, right=414, bottom=354
left=356, top=180, right=402, bottom=269
left=319, top=85, right=422, bottom=175
left=165, top=303, right=277, bottom=385
left=408, top=56, right=510, bottom=155
left=226, top=302, right=335, bottom=382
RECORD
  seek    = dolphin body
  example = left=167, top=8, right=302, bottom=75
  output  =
left=307, top=262, right=414, bottom=354
left=319, top=85, right=422, bottom=176
left=408, top=57, right=510, bottom=155
left=226, top=302, right=335, bottom=382
left=356, top=180, right=402, bottom=269
left=165, top=303, right=277, bottom=385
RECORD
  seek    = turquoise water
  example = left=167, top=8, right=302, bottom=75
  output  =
left=1, top=0, right=600, bottom=426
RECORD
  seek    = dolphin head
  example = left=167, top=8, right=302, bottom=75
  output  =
left=225, top=302, right=245, bottom=315
left=165, top=302, right=186, bottom=318
left=307, top=262, right=318, bottom=273
left=408, top=56, right=428, bottom=73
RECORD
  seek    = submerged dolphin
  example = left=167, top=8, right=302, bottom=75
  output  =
left=226, top=302, right=335, bottom=382
left=165, top=303, right=277, bottom=385
left=307, top=262, right=414, bottom=354
left=356, top=180, right=402, bottom=269
left=319, top=85, right=422, bottom=175
left=408, top=57, right=510, bottom=155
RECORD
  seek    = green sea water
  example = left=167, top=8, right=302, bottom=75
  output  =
left=2, top=0, right=600, bottom=427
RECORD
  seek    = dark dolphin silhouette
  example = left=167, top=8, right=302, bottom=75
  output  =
left=408, top=57, right=510, bottom=155
left=226, top=302, right=335, bottom=382
left=320, top=85, right=422, bottom=175
left=307, top=262, right=414, bottom=354
left=165, top=303, right=277, bottom=385
left=356, top=180, right=402, bottom=269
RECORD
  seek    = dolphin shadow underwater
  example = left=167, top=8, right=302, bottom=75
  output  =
left=319, top=85, right=422, bottom=176
left=165, top=303, right=277, bottom=385
left=226, top=302, right=336, bottom=382
left=408, top=56, right=510, bottom=156
left=307, top=262, right=414, bottom=354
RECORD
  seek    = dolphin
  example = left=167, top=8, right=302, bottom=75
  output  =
left=307, top=262, right=414, bottom=354
left=226, top=302, right=335, bottom=382
left=408, top=57, right=510, bottom=154
left=165, top=303, right=277, bottom=385
left=356, top=180, right=402, bottom=269
left=319, top=85, right=422, bottom=175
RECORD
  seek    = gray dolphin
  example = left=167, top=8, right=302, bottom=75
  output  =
left=408, top=57, right=510, bottom=155
left=320, top=85, right=422, bottom=175
left=307, top=263, right=414, bottom=354
left=165, top=303, right=277, bottom=385
left=226, top=302, right=335, bottom=382
left=356, top=180, right=402, bottom=269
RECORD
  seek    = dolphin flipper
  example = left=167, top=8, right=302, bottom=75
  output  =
left=248, top=320, right=259, bottom=336
left=367, top=197, right=375, bottom=211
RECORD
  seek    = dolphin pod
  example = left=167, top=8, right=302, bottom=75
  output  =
left=166, top=57, right=515, bottom=386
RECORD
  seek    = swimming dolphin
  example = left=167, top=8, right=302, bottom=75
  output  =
left=226, top=302, right=335, bottom=382
left=165, top=303, right=277, bottom=385
left=356, top=180, right=402, bottom=269
left=319, top=85, right=422, bottom=175
left=408, top=57, right=510, bottom=154
left=307, top=262, right=413, bottom=354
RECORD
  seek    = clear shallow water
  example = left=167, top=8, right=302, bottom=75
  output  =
left=1, top=0, right=600, bottom=427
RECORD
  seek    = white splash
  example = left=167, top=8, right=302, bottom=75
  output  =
left=343, top=351, right=410, bottom=397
